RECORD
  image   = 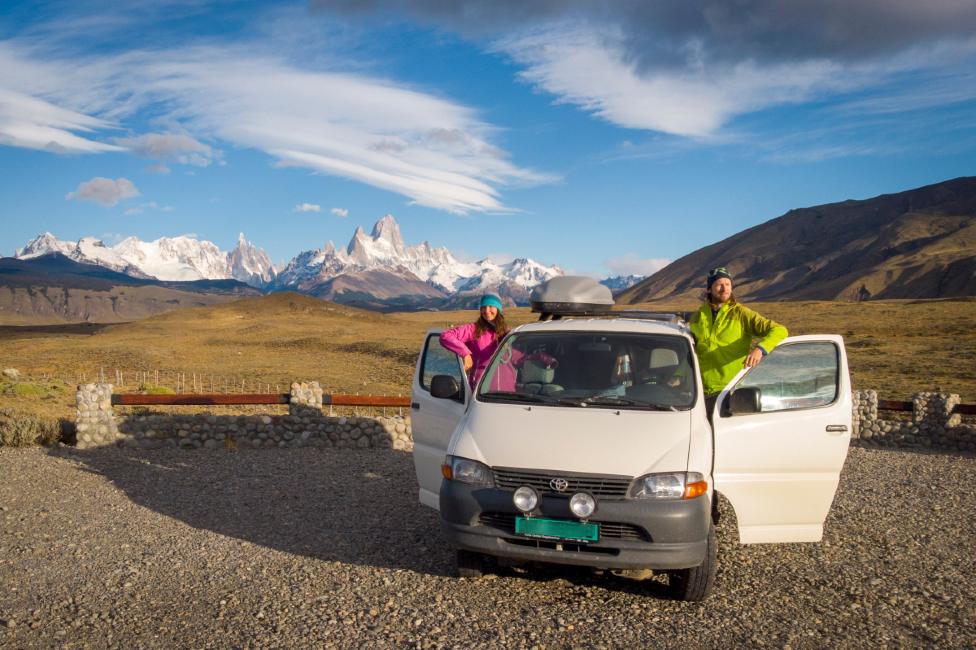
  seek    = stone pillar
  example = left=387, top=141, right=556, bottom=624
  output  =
left=852, top=389, right=877, bottom=439
left=913, top=392, right=961, bottom=430
left=289, top=381, right=323, bottom=417
left=75, top=383, right=121, bottom=449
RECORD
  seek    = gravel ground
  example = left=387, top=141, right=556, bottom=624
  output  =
left=1, top=445, right=974, bottom=649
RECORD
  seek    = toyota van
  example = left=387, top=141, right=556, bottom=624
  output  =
left=411, top=277, right=851, bottom=600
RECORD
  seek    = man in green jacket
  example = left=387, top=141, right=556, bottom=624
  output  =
left=689, top=267, right=788, bottom=415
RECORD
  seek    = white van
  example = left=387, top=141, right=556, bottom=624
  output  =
left=411, top=277, right=851, bottom=600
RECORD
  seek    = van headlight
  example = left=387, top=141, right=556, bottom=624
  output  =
left=629, top=472, right=707, bottom=500
left=442, top=456, right=495, bottom=487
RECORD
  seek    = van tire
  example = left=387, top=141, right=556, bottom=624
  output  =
left=455, top=549, right=485, bottom=578
left=666, top=525, right=716, bottom=601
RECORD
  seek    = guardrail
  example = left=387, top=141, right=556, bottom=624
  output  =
left=111, top=393, right=412, bottom=407
left=877, top=399, right=976, bottom=415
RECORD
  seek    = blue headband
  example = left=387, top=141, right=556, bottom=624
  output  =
left=479, top=294, right=503, bottom=312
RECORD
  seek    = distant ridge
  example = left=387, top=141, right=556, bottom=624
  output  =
left=0, top=254, right=261, bottom=324
left=618, top=176, right=976, bottom=304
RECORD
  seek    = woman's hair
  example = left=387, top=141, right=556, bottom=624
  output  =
left=474, top=311, right=509, bottom=341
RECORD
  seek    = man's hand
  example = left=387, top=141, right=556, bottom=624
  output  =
left=463, top=354, right=474, bottom=372
left=743, top=348, right=763, bottom=368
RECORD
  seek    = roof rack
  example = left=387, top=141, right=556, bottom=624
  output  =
left=529, top=276, right=689, bottom=325
left=534, top=308, right=690, bottom=324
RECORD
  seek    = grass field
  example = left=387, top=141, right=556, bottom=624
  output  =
left=0, top=292, right=973, bottom=423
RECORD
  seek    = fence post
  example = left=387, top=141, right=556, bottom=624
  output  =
left=75, top=383, right=120, bottom=449
left=851, top=389, right=877, bottom=439
left=913, top=392, right=962, bottom=441
left=289, top=381, right=323, bottom=417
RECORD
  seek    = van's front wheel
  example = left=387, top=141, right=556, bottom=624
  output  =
left=455, top=549, right=485, bottom=578
left=665, top=525, right=717, bottom=601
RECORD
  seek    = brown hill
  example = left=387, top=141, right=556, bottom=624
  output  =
left=0, top=254, right=261, bottom=325
left=618, top=176, right=976, bottom=303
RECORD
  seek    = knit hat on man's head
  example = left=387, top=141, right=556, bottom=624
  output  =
left=479, top=293, right=503, bottom=312
left=706, top=267, right=733, bottom=289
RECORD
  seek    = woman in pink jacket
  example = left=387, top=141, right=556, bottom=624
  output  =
left=440, top=293, right=509, bottom=389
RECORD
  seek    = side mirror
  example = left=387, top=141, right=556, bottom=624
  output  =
left=430, top=375, right=462, bottom=401
left=729, top=387, right=761, bottom=415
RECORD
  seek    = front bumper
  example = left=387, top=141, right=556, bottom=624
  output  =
left=439, top=480, right=710, bottom=570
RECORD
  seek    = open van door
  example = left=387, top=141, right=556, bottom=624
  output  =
left=713, top=335, right=852, bottom=543
left=411, top=330, right=468, bottom=510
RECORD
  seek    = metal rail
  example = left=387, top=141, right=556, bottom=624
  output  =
left=112, top=393, right=412, bottom=407
left=876, top=399, right=976, bottom=415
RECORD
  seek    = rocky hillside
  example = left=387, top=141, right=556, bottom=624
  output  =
left=0, top=254, right=261, bottom=324
left=618, top=176, right=976, bottom=303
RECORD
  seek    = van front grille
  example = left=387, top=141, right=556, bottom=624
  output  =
left=492, top=467, right=632, bottom=499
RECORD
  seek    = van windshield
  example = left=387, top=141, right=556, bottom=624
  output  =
left=477, top=331, right=696, bottom=410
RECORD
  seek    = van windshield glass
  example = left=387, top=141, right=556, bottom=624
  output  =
left=477, top=331, right=696, bottom=410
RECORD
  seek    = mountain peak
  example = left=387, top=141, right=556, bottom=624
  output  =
left=370, top=214, right=406, bottom=255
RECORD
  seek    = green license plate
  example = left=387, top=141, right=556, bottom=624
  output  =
left=515, top=517, right=599, bottom=542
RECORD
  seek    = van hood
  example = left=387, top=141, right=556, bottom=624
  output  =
left=451, top=401, right=692, bottom=478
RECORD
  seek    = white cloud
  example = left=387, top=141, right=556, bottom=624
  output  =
left=66, top=177, right=140, bottom=207
left=330, top=207, right=348, bottom=217
left=496, top=25, right=850, bottom=137
left=117, top=132, right=215, bottom=167
left=604, top=253, right=671, bottom=277
left=294, top=203, right=322, bottom=213
left=146, top=163, right=171, bottom=174
left=0, top=40, right=554, bottom=214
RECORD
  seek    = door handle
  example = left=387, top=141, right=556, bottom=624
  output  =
left=826, top=424, right=848, bottom=433
left=411, top=402, right=420, bottom=410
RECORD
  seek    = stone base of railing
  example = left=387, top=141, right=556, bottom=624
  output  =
left=74, top=382, right=412, bottom=451
left=116, top=413, right=412, bottom=451
left=853, top=390, right=975, bottom=453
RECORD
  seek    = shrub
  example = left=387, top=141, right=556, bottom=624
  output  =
left=10, top=382, right=47, bottom=397
left=137, top=384, right=177, bottom=395
left=0, top=408, right=64, bottom=447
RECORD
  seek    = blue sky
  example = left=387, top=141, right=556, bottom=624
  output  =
left=1, top=0, right=974, bottom=277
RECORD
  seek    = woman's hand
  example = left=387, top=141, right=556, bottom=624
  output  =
left=463, top=354, right=474, bottom=372
left=743, top=348, right=763, bottom=368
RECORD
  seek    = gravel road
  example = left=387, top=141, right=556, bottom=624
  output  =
left=1, top=445, right=974, bottom=648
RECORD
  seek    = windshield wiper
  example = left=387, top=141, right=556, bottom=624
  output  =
left=559, top=395, right=679, bottom=411
left=479, top=391, right=559, bottom=404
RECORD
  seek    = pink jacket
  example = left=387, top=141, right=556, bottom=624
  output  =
left=439, top=322, right=502, bottom=389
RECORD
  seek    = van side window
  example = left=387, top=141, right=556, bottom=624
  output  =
left=733, top=342, right=839, bottom=412
left=419, top=334, right=465, bottom=392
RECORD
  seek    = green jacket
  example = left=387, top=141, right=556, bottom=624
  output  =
left=689, top=301, right=788, bottom=396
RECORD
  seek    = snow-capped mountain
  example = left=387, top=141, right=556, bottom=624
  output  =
left=600, top=274, right=646, bottom=293
left=15, top=232, right=275, bottom=287
left=272, top=214, right=563, bottom=306
left=13, top=215, right=567, bottom=309
left=15, top=232, right=75, bottom=259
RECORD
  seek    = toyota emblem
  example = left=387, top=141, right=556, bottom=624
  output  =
left=549, top=478, right=569, bottom=492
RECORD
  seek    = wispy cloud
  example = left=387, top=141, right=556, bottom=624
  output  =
left=124, top=201, right=173, bottom=216
left=330, top=207, right=348, bottom=217
left=294, top=202, right=322, bottom=213
left=322, top=1, right=976, bottom=140
left=117, top=132, right=215, bottom=167
left=496, top=24, right=855, bottom=138
left=0, top=36, right=554, bottom=214
left=66, top=177, right=140, bottom=207
left=604, top=253, right=670, bottom=278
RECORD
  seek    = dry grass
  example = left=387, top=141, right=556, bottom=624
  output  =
left=0, top=292, right=973, bottom=423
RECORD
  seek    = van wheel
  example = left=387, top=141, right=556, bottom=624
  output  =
left=666, top=525, right=716, bottom=601
left=455, top=549, right=485, bottom=578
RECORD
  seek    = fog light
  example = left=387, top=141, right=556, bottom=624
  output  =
left=513, top=486, right=538, bottom=513
left=569, top=492, right=596, bottom=519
